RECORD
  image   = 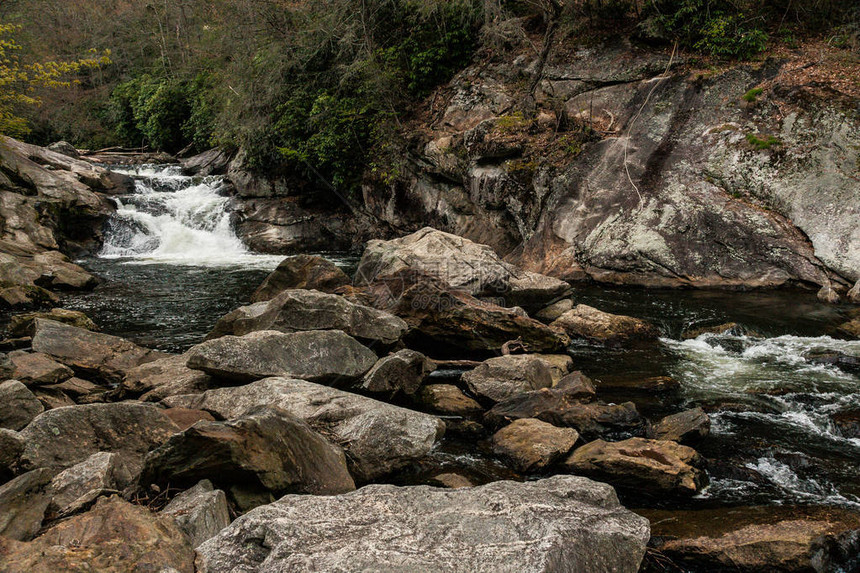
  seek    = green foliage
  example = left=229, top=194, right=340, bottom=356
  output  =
left=742, top=87, right=763, bottom=102
left=108, top=74, right=213, bottom=152
left=641, top=0, right=769, bottom=59
left=745, top=132, right=780, bottom=150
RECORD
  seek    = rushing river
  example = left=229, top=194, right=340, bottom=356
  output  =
left=63, top=164, right=860, bottom=512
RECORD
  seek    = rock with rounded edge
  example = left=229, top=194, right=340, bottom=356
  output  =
left=9, top=308, right=98, bottom=338
left=486, top=372, right=645, bottom=440
left=418, top=384, right=483, bottom=416
left=161, top=377, right=445, bottom=482
left=251, top=255, right=350, bottom=302
left=641, top=505, right=860, bottom=573
left=208, top=289, right=408, bottom=346
left=31, top=319, right=165, bottom=384
left=352, top=270, right=570, bottom=353
left=0, top=495, right=196, bottom=572
left=848, top=280, right=860, bottom=304
left=356, top=227, right=571, bottom=309
left=652, top=407, right=710, bottom=445
left=196, top=475, right=650, bottom=573
left=0, top=380, right=43, bottom=430
left=550, top=305, right=659, bottom=345
left=141, top=406, right=355, bottom=503
left=123, top=353, right=214, bottom=401
left=535, top=353, right=574, bottom=383
left=535, top=299, right=574, bottom=323
left=359, top=349, right=435, bottom=395
left=162, top=480, right=231, bottom=549
left=7, top=351, right=74, bottom=385
left=18, top=402, right=180, bottom=474
left=462, top=354, right=554, bottom=403
left=0, top=467, right=54, bottom=540
left=492, top=418, right=580, bottom=472
left=837, top=318, right=860, bottom=339
left=564, top=437, right=708, bottom=496
left=186, top=330, right=378, bottom=384
left=47, top=452, right=132, bottom=517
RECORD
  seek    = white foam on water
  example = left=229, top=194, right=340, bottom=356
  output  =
left=100, top=164, right=282, bottom=268
left=746, top=455, right=860, bottom=508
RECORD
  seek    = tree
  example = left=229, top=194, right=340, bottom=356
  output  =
left=0, top=23, right=109, bottom=137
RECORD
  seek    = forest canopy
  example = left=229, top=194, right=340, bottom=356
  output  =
left=0, top=0, right=856, bottom=193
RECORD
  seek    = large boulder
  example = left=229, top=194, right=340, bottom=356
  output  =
left=0, top=495, right=196, bottom=572
left=491, top=418, right=579, bottom=473
left=161, top=480, right=231, bottom=549
left=208, top=289, right=408, bottom=346
left=0, top=468, right=54, bottom=540
left=564, top=437, right=708, bottom=496
left=251, top=255, right=350, bottom=302
left=122, top=353, right=214, bottom=401
left=181, top=147, right=232, bottom=176
left=359, top=349, right=435, bottom=395
left=352, top=270, right=569, bottom=353
left=18, top=402, right=180, bottom=474
left=485, top=372, right=645, bottom=440
left=6, top=351, right=74, bottom=385
left=140, top=406, right=355, bottom=503
left=641, top=505, right=860, bottom=573
left=356, top=227, right=571, bottom=309
left=161, top=377, right=444, bottom=482
left=462, top=354, right=554, bottom=403
left=550, top=305, right=660, bottom=345
left=197, top=475, right=650, bottom=573
left=186, top=330, right=378, bottom=384
left=0, top=380, right=43, bottom=430
left=31, top=319, right=164, bottom=384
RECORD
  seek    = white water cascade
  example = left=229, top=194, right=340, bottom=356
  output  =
left=100, top=164, right=280, bottom=267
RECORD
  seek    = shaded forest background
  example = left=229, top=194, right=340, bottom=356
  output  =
left=1, top=0, right=857, bottom=194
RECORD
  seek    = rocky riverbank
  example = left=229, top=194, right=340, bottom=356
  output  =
left=1, top=222, right=859, bottom=572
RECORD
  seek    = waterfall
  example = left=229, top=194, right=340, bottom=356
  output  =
left=99, top=164, right=279, bottom=267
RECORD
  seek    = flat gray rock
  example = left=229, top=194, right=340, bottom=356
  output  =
left=162, top=378, right=444, bottom=482
left=208, top=289, right=408, bottom=346
left=186, top=330, right=378, bottom=384
left=197, top=475, right=650, bottom=573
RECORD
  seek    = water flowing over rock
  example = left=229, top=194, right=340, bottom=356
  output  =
left=161, top=480, right=231, bottom=549
left=641, top=506, right=860, bottom=573
left=208, top=289, right=408, bottom=346
left=564, top=437, right=708, bottom=496
left=140, top=406, right=355, bottom=504
left=161, top=377, right=444, bottom=482
left=18, top=402, right=179, bottom=475
left=251, top=255, right=350, bottom=301
left=356, top=227, right=571, bottom=309
left=196, top=475, right=650, bottom=573
left=0, top=496, right=196, bottom=573
left=31, top=319, right=165, bottom=384
left=462, top=354, right=554, bottom=403
left=186, top=330, right=378, bottom=383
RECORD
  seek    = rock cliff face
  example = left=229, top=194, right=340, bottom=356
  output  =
left=0, top=137, right=131, bottom=308
left=361, top=38, right=858, bottom=291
